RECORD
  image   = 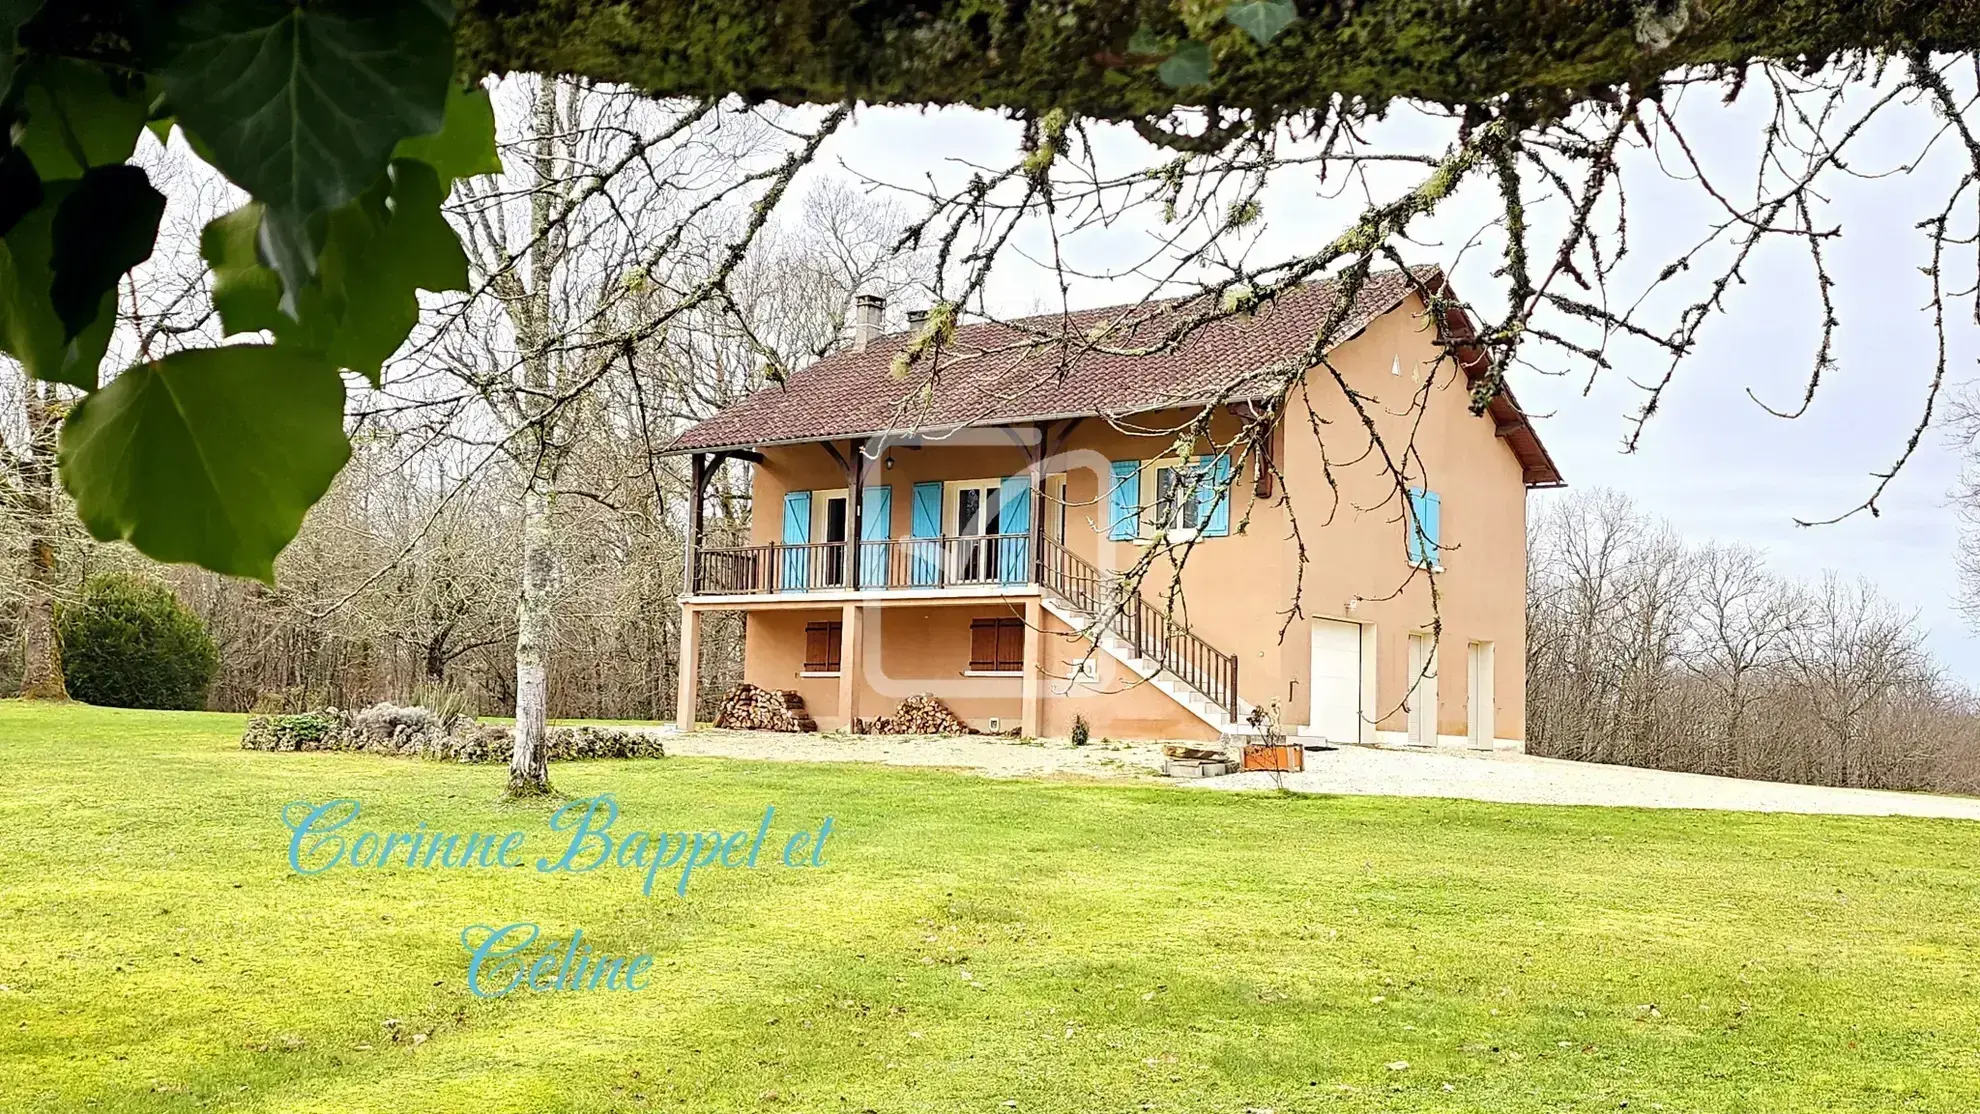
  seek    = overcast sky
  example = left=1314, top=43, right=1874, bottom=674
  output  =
left=811, top=84, right=1980, bottom=678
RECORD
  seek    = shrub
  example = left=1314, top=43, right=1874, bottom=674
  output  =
left=249, top=685, right=335, bottom=715
left=1070, top=714, right=1091, bottom=748
left=59, top=573, right=219, bottom=710
left=239, top=704, right=667, bottom=763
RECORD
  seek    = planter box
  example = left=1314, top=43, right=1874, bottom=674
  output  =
left=1164, top=758, right=1233, bottom=779
left=1240, top=743, right=1304, bottom=773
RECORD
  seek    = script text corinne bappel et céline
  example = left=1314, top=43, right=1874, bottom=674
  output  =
left=280, top=794, right=836, bottom=997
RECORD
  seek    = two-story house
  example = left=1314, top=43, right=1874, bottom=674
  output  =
left=665, top=266, right=1562, bottom=746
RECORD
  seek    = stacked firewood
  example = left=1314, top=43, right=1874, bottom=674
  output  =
left=714, top=684, right=818, bottom=732
left=855, top=693, right=974, bottom=736
left=1163, top=744, right=1225, bottom=761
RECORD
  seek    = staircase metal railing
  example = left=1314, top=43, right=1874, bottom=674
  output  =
left=1036, top=536, right=1239, bottom=724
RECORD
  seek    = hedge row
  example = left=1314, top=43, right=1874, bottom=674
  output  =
left=241, top=703, right=666, bottom=763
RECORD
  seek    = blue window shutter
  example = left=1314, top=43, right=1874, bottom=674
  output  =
left=1423, top=490, right=1442, bottom=566
left=860, top=485, right=892, bottom=587
left=1406, top=487, right=1430, bottom=566
left=909, top=481, right=942, bottom=586
left=1197, top=454, right=1232, bottom=537
left=998, top=476, right=1031, bottom=583
left=1108, top=460, right=1140, bottom=540
left=781, top=491, right=812, bottom=590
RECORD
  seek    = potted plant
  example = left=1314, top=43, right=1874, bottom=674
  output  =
left=1238, top=704, right=1302, bottom=774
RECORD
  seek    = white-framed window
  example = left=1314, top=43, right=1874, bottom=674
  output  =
left=943, top=479, right=1004, bottom=583
left=1143, top=458, right=1207, bottom=541
left=1044, top=474, right=1068, bottom=543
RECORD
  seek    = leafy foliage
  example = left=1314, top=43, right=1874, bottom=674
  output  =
left=49, top=165, right=164, bottom=338
left=162, top=0, right=454, bottom=300
left=0, top=179, right=113, bottom=388
left=0, top=0, right=496, bottom=581
left=58, top=345, right=354, bottom=582
left=1157, top=40, right=1212, bottom=88
left=57, top=572, right=219, bottom=710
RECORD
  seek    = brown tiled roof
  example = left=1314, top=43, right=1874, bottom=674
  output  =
left=666, top=265, right=1563, bottom=487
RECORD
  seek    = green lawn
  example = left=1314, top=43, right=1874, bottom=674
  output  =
left=3, top=703, right=1978, bottom=1113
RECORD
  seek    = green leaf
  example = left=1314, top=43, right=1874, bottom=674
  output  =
left=201, top=160, right=468, bottom=384
left=0, top=0, right=46, bottom=100
left=164, top=0, right=454, bottom=298
left=58, top=345, right=352, bottom=582
left=13, top=59, right=150, bottom=181
left=322, top=159, right=468, bottom=381
left=1127, top=26, right=1168, bottom=56
left=393, top=83, right=502, bottom=187
left=51, top=165, right=165, bottom=340
left=199, top=203, right=287, bottom=338
left=0, top=180, right=112, bottom=388
left=254, top=207, right=327, bottom=317
left=1158, top=40, right=1212, bottom=88
left=1226, top=0, right=1299, bottom=45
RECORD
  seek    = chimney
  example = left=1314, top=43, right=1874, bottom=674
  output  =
left=906, top=307, right=928, bottom=331
left=852, top=293, right=885, bottom=351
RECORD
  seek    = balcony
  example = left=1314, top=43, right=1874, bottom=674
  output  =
left=691, top=533, right=1039, bottom=596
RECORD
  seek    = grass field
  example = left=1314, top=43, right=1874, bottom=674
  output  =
left=3, top=702, right=1979, bottom=1113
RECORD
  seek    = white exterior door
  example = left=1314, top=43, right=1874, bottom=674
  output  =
left=1309, top=619, right=1362, bottom=744
left=1407, top=633, right=1438, bottom=747
left=1468, top=641, right=1495, bottom=749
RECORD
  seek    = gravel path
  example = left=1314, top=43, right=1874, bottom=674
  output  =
left=667, top=728, right=1171, bottom=781
left=1195, top=745, right=1980, bottom=820
left=663, top=728, right=1980, bottom=820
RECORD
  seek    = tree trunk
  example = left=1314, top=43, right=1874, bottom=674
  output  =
left=508, top=469, right=555, bottom=796
left=505, top=76, right=563, bottom=798
left=19, top=381, right=66, bottom=701
left=425, top=618, right=457, bottom=683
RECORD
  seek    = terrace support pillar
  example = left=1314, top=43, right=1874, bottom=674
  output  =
left=1021, top=597, right=1043, bottom=738
left=839, top=602, right=864, bottom=730
left=675, top=605, right=702, bottom=731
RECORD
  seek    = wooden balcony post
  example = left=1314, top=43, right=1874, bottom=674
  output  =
left=686, top=452, right=707, bottom=593
left=1028, top=423, right=1045, bottom=583
left=847, top=439, right=863, bottom=591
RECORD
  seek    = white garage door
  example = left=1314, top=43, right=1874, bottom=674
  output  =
left=1309, top=620, right=1362, bottom=744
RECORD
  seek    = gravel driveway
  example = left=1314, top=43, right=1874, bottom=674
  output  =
left=664, top=728, right=1980, bottom=820
left=667, top=728, right=1171, bottom=780
left=1196, top=745, right=1980, bottom=820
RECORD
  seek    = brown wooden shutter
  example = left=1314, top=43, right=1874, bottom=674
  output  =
left=995, top=618, right=1024, bottom=672
left=804, top=621, right=842, bottom=672
left=969, top=619, right=998, bottom=671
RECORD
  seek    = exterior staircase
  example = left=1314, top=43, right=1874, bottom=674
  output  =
left=1036, top=538, right=1262, bottom=738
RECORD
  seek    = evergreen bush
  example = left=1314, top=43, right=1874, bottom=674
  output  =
left=58, top=573, right=219, bottom=710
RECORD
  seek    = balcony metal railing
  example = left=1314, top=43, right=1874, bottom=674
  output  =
left=1036, top=536, right=1239, bottom=723
left=692, top=534, right=1034, bottom=595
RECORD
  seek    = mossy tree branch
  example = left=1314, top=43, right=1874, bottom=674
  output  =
left=444, top=1, right=1980, bottom=119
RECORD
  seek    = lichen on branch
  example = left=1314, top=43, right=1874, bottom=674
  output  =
left=451, top=1, right=1980, bottom=119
